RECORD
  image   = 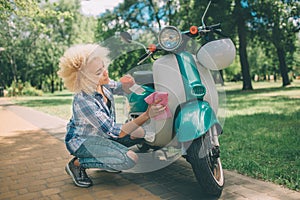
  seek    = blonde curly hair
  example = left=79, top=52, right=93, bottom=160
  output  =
left=58, top=44, right=110, bottom=94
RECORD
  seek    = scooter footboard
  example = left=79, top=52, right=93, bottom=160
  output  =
left=174, top=100, right=222, bottom=142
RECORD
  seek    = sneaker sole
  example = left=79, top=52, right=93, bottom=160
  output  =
left=98, top=169, right=121, bottom=173
left=65, top=165, right=91, bottom=188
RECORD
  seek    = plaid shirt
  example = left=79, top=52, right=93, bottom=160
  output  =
left=65, top=80, right=123, bottom=154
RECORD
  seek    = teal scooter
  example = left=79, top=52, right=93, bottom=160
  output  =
left=120, top=0, right=236, bottom=196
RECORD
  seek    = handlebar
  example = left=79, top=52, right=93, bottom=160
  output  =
left=137, top=51, right=153, bottom=65
left=182, top=23, right=222, bottom=36
left=203, top=23, right=228, bottom=37
left=135, top=23, right=224, bottom=65
left=182, top=23, right=228, bottom=38
left=205, top=23, right=221, bottom=30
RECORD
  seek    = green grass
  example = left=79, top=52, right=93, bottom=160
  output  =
left=10, top=90, right=128, bottom=123
left=11, top=91, right=74, bottom=120
left=10, top=80, right=300, bottom=191
left=220, top=81, right=300, bottom=191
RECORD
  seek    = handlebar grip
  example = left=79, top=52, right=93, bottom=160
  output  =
left=138, top=52, right=149, bottom=62
left=206, top=23, right=221, bottom=30
left=137, top=51, right=153, bottom=65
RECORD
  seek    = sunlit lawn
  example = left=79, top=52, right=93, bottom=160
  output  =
left=10, top=91, right=128, bottom=123
left=219, top=81, right=300, bottom=191
left=10, top=80, right=300, bottom=191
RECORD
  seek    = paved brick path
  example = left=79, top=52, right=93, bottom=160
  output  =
left=0, top=98, right=299, bottom=200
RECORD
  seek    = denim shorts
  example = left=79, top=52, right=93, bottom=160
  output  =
left=73, top=135, right=143, bottom=171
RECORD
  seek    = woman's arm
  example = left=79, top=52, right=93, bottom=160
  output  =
left=118, top=99, right=165, bottom=138
left=108, top=80, right=124, bottom=95
left=75, top=92, right=165, bottom=139
left=118, top=112, right=149, bottom=138
left=109, top=75, right=135, bottom=95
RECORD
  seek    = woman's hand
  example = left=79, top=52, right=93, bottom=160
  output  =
left=119, top=99, right=166, bottom=139
left=120, top=74, right=135, bottom=94
left=146, top=99, right=167, bottom=119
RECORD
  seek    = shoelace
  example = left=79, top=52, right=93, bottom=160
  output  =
left=79, top=167, right=89, bottom=180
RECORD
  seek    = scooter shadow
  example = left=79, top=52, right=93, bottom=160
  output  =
left=119, top=157, right=221, bottom=200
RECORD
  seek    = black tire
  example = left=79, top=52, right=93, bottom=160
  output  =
left=186, top=135, right=224, bottom=197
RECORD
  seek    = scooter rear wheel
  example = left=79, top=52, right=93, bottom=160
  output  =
left=186, top=134, right=224, bottom=197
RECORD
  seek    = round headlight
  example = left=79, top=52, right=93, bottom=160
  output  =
left=158, top=26, right=182, bottom=51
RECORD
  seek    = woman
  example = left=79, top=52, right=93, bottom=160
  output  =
left=58, top=44, right=165, bottom=188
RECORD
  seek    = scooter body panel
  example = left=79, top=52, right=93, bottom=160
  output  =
left=127, top=86, right=154, bottom=113
left=174, top=100, right=220, bottom=142
left=146, top=52, right=220, bottom=146
left=148, top=54, right=185, bottom=146
left=175, top=52, right=205, bottom=101
left=195, top=59, right=219, bottom=114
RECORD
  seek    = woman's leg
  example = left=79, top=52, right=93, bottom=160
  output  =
left=113, top=134, right=144, bottom=148
left=65, top=157, right=93, bottom=187
left=74, top=136, right=137, bottom=171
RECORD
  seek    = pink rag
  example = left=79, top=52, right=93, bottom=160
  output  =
left=144, top=92, right=172, bottom=120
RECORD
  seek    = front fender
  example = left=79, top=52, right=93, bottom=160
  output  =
left=174, top=100, right=222, bottom=142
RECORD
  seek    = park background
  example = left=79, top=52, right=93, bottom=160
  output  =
left=0, top=0, right=299, bottom=192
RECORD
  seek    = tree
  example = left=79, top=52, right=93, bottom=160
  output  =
left=38, top=0, right=77, bottom=93
left=251, top=0, right=299, bottom=87
left=95, top=0, right=172, bottom=78
left=231, top=0, right=253, bottom=90
left=0, top=0, right=44, bottom=87
left=0, top=0, right=97, bottom=93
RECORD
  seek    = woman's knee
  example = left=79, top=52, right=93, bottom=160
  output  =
left=126, top=150, right=138, bottom=163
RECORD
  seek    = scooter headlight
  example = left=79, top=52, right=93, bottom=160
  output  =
left=158, top=26, right=182, bottom=51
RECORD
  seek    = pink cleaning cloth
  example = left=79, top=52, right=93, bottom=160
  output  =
left=144, top=92, right=172, bottom=120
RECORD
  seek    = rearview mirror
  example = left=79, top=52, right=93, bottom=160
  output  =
left=120, top=32, right=132, bottom=43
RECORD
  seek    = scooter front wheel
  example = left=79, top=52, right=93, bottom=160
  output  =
left=186, top=133, right=224, bottom=197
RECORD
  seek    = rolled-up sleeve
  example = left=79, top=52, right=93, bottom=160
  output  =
left=109, top=80, right=124, bottom=95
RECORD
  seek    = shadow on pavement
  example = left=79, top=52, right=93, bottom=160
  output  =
left=119, top=159, right=220, bottom=200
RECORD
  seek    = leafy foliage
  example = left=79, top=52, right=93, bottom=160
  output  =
left=250, top=0, right=299, bottom=86
left=95, top=0, right=298, bottom=88
left=6, top=81, right=43, bottom=96
left=0, top=0, right=97, bottom=94
left=0, top=0, right=299, bottom=93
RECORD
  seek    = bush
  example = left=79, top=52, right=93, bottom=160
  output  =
left=7, top=81, right=43, bottom=96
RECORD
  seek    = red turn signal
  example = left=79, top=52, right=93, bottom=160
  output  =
left=190, top=26, right=198, bottom=35
left=148, top=44, right=157, bottom=52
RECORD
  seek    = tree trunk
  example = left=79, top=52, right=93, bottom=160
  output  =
left=59, top=79, right=63, bottom=91
left=51, top=64, right=55, bottom=93
left=276, top=47, right=290, bottom=87
left=149, top=0, right=162, bottom=30
left=51, top=79, right=54, bottom=93
left=9, top=55, right=17, bottom=83
left=235, top=2, right=253, bottom=90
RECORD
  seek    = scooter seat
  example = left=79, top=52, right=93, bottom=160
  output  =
left=132, top=71, right=153, bottom=86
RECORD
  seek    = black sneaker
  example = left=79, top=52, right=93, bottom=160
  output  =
left=65, top=158, right=93, bottom=188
